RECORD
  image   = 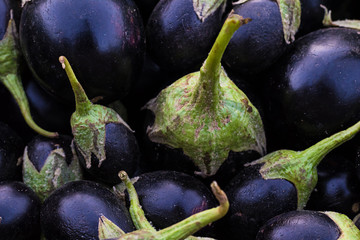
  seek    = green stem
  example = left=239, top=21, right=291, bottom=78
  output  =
left=59, top=56, right=92, bottom=116
left=190, top=14, right=250, bottom=111
left=157, top=181, right=229, bottom=240
left=0, top=14, right=58, bottom=138
left=118, top=171, right=156, bottom=231
left=301, top=120, right=360, bottom=168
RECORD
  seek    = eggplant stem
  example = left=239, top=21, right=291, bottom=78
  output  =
left=118, top=171, right=156, bottom=231
left=59, top=56, right=92, bottom=116
left=191, top=14, right=250, bottom=111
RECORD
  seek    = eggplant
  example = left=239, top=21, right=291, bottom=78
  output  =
left=114, top=170, right=219, bottom=238
left=0, top=181, right=41, bottom=240
left=41, top=180, right=135, bottom=240
left=99, top=171, right=229, bottom=240
left=19, top=0, right=146, bottom=104
left=263, top=27, right=360, bottom=150
left=59, top=56, right=140, bottom=185
left=256, top=210, right=360, bottom=240
left=22, top=134, right=83, bottom=201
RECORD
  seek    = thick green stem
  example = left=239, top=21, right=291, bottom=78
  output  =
left=59, top=56, right=92, bottom=116
left=157, top=181, right=229, bottom=240
left=190, top=14, right=250, bottom=111
left=118, top=171, right=156, bottom=231
left=301, top=120, right=360, bottom=169
left=0, top=14, right=58, bottom=138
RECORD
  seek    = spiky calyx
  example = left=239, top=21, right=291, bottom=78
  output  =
left=59, top=56, right=131, bottom=169
left=247, top=120, right=360, bottom=210
left=22, top=142, right=82, bottom=201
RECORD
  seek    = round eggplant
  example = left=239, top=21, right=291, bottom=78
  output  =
left=264, top=27, right=360, bottom=150
left=256, top=210, right=360, bottom=240
left=0, top=181, right=41, bottom=240
left=41, top=180, right=135, bottom=240
left=22, top=134, right=83, bottom=201
left=19, top=0, right=146, bottom=104
left=115, top=170, right=219, bottom=238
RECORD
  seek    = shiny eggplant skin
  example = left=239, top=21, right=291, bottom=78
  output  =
left=220, top=164, right=298, bottom=240
left=256, top=210, right=341, bottom=240
left=124, top=170, right=219, bottom=238
left=0, top=181, right=41, bottom=240
left=19, top=0, right=145, bottom=104
left=76, top=122, right=140, bottom=185
left=40, top=180, right=135, bottom=240
left=264, top=27, right=360, bottom=150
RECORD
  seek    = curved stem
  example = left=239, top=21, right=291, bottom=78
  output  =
left=0, top=14, right=58, bottom=138
left=59, top=56, right=92, bottom=116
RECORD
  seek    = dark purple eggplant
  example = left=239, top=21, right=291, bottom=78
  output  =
left=100, top=171, right=229, bottom=240
left=146, top=0, right=228, bottom=75
left=0, top=181, right=41, bottom=240
left=256, top=210, right=360, bottom=239
left=59, top=56, right=140, bottom=185
left=22, top=134, right=83, bottom=201
left=19, top=0, right=145, bottom=104
left=263, top=27, right=360, bottom=151
left=40, top=180, right=135, bottom=240
left=0, top=121, right=24, bottom=181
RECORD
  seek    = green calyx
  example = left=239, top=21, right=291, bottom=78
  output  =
left=98, top=215, right=125, bottom=239
left=321, top=5, right=360, bottom=30
left=22, top=142, right=83, bottom=201
left=324, top=211, right=360, bottom=239
left=145, top=14, right=266, bottom=177
left=59, top=56, right=131, bottom=169
left=99, top=171, right=228, bottom=240
left=276, top=0, right=301, bottom=44
left=247, top=121, right=360, bottom=210
left=192, top=0, right=226, bottom=22
left=0, top=11, right=58, bottom=138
